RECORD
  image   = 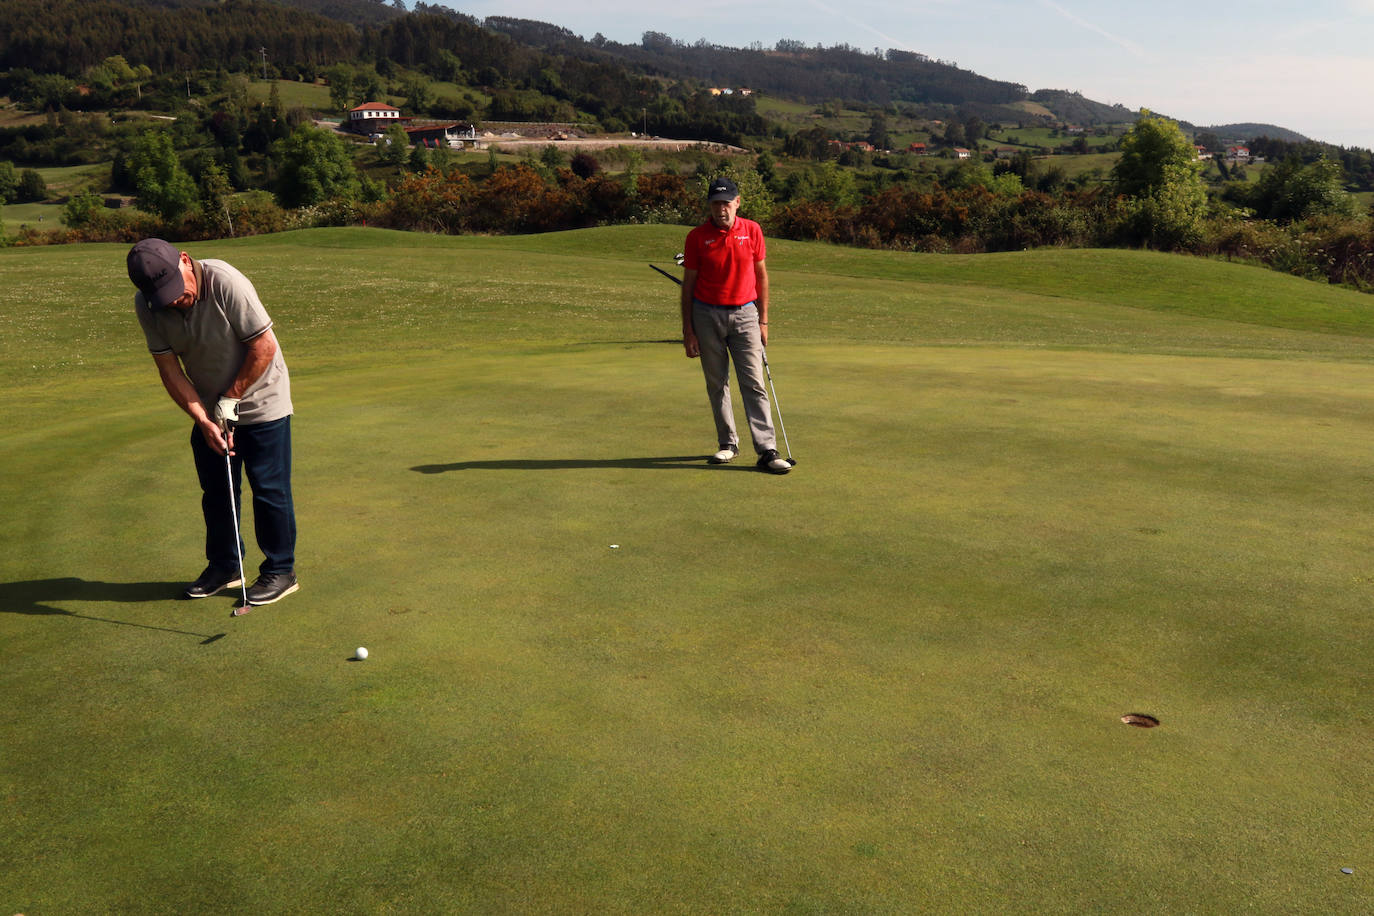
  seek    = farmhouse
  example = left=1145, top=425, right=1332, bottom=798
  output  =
left=347, top=102, right=403, bottom=136
left=907, top=141, right=927, bottom=155
left=1226, top=145, right=1251, bottom=163
left=954, top=147, right=972, bottom=159
left=406, top=122, right=474, bottom=148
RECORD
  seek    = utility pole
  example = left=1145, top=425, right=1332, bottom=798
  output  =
left=259, top=47, right=268, bottom=80
left=642, top=108, right=647, bottom=136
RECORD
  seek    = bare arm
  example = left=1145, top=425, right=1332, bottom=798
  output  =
left=153, top=351, right=227, bottom=455
left=225, top=328, right=278, bottom=399
left=680, top=268, right=700, bottom=359
left=151, top=329, right=276, bottom=456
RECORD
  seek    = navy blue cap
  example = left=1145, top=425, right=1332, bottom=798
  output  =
left=707, top=177, right=739, bottom=201
left=127, top=238, right=184, bottom=309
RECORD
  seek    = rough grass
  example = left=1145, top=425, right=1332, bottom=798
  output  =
left=2, top=228, right=1372, bottom=913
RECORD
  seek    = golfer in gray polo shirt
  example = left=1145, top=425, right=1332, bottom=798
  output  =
left=127, top=238, right=299, bottom=606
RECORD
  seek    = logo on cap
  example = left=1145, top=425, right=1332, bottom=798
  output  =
left=707, top=177, right=739, bottom=201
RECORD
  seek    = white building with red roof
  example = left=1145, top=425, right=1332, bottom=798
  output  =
left=348, top=102, right=403, bottom=135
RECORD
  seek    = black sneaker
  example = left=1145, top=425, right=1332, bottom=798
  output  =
left=246, top=572, right=300, bottom=606
left=183, top=566, right=243, bottom=599
left=756, top=448, right=792, bottom=474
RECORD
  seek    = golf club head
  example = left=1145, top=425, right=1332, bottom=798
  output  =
left=231, top=605, right=252, bottom=617
left=674, top=252, right=685, bottom=266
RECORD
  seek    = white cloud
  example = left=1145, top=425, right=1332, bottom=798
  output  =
left=1036, top=0, right=1153, bottom=61
left=806, top=0, right=920, bottom=51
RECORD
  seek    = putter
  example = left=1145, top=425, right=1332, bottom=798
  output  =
left=761, top=352, right=797, bottom=467
left=220, top=420, right=252, bottom=617
left=649, top=262, right=682, bottom=285
left=652, top=260, right=798, bottom=466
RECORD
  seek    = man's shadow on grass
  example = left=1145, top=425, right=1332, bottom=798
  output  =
left=0, top=577, right=226, bottom=643
left=411, top=455, right=756, bottom=474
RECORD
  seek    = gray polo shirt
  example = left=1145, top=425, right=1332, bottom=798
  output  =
left=134, top=258, right=292, bottom=424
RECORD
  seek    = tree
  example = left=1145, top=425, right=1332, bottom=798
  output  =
left=754, top=151, right=776, bottom=188
left=0, top=161, right=17, bottom=203
left=539, top=144, right=566, bottom=171
left=404, top=76, right=433, bottom=114
left=963, top=115, right=985, bottom=147
left=355, top=67, right=386, bottom=105
left=18, top=169, right=48, bottom=203
left=377, top=123, right=410, bottom=167
left=1112, top=111, right=1201, bottom=197
left=61, top=189, right=106, bottom=228
left=324, top=64, right=356, bottom=111
left=128, top=131, right=197, bottom=221
left=866, top=112, right=890, bottom=151
left=200, top=162, right=236, bottom=236
left=433, top=49, right=464, bottom=84
left=407, top=144, right=429, bottom=173
left=569, top=152, right=600, bottom=179
left=1113, top=112, right=1207, bottom=249
left=272, top=125, right=359, bottom=208
left=1247, top=155, right=1356, bottom=222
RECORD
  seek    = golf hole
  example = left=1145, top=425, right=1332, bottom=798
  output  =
left=1120, top=713, right=1160, bottom=728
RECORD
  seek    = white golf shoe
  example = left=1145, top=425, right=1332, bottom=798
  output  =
left=708, top=445, right=739, bottom=464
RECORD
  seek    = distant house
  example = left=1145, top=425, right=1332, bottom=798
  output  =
left=907, top=142, right=927, bottom=155
left=406, top=123, right=473, bottom=148
left=995, top=147, right=1018, bottom=159
left=348, top=102, right=403, bottom=136
left=1225, top=145, right=1251, bottom=163
left=954, top=147, right=972, bottom=159
left=1194, top=145, right=1213, bottom=160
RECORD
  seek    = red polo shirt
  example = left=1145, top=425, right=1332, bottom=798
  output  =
left=683, top=216, right=766, bottom=306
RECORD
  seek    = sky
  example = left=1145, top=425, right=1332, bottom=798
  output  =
left=443, top=0, right=1374, bottom=150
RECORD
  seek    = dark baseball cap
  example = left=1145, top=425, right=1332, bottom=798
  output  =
left=707, top=177, right=739, bottom=201
left=127, top=238, right=184, bottom=309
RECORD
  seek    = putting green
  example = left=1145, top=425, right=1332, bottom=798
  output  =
left=2, top=228, right=1371, bottom=912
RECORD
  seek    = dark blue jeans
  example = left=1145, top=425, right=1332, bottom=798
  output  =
left=190, top=416, right=296, bottom=577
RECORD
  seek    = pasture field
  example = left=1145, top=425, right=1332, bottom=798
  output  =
left=3, top=162, right=112, bottom=232
left=2, top=227, right=1373, bottom=913
left=247, top=78, right=334, bottom=110
left=1, top=200, right=61, bottom=232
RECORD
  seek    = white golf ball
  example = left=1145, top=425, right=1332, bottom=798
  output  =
left=355, top=647, right=368, bottom=660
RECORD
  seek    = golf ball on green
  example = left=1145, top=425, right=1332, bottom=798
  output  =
left=355, top=647, right=368, bottom=660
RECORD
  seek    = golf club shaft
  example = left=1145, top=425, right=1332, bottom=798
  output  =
left=762, top=353, right=794, bottom=463
left=220, top=421, right=249, bottom=608
left=649, top=263, right=682, bottom=285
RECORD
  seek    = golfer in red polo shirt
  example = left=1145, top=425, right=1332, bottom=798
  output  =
left=680, top=177, right=792, bottom=474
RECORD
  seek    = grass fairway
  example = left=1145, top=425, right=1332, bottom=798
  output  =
left=3, top=227, right=1373, bottom=913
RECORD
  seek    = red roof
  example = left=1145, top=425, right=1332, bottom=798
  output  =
left=350, top=102, right=399, bottom=113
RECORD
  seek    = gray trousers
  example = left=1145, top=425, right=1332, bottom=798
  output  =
left=692, top=300, right=776, bottom=454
